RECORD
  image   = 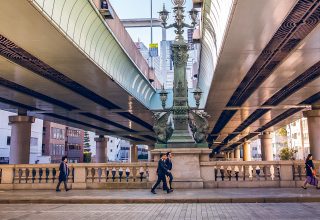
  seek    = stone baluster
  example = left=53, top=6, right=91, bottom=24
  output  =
left=255, top=165, right=261, bottom=181
left=47, top=167, right=53, bottom=183
left=270, top=165, right=275, bottom=180
left=52, top=168, right=57, bottom=183
left=118, top=167, right=123, bottom=182
left=39, top=168, right=44, bottom=183
left=248, top=165, right=253, bottom=180
left=227, top=166, right=232, bottom=181
left=220, top=166, right=225, bottom=181
left=20, top=168, right=26, bottom=183
left=90, top=167, right=96, bottom=183
left=100, top=167, right=106, bottom=182
left=111, top=167, right=117, bottom=182
left=25, top=168, right=30, bottom=183
left=125, top=167, right=131, bottom=182
left=214, top=166, right=218, bottom=181
left=234, top=166, right=239, bottom=181
left=262, top=165, right=267, bottom=180
left=132, top=166, right=137, bottom=182
left=139, top=167, right=145, bottom=182
left=105, top=167, right=110, bottom=182
left=97, top=168, right=103, bottom=182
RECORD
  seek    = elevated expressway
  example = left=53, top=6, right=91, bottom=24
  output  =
left=199, top=0, right=320, bottom=152
left=0, top=0, right=161, bottom=144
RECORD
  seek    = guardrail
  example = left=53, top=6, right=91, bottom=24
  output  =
left=0, top=161, right=318, bottom=189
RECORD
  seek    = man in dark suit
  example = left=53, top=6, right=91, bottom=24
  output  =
left=165, top=152, right=174, bottom=190
left=151, top=153, right=173, bottom=194
left=56, top=156, right=71, bottom=192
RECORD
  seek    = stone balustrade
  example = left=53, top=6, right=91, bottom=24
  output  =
left=0, top=161, right=319, bottom=189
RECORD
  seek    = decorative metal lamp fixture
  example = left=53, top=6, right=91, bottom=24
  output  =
left=159, top=4, right=169, bottom=27
left=192, top=87, right=202, bottom=108
left=159, top=85, right=168, bottom=109
left=153, top=0, right=209, bottom=147
left=189, top=7, right=199, bottom=26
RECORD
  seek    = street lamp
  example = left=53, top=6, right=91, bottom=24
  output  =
left=159, top=85, right=168, bottom=109
left=159, top=4, right=169, bottom=27
left=153, top=0, right=209, bottom=147
left=159, top=2, right=198, bottom=41
left=189, top=7, right=199, bottom=27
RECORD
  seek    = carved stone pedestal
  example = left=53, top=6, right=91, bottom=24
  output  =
left=150, top=148, right=211, bottom=188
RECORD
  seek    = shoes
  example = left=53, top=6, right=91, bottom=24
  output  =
left=301, top=186, right=307, bottom=189
left=167, top=189, right=173, bottom=194
left=316, top=186, right=320, bottom=189
left=151, top=190, right=156, bottom=194
left=56, top=189, right=61, bottom=192
left=66, top=188, right=71, bottom=192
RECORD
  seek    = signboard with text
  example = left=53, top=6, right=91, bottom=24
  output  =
left=149, top=43, right=158, bottom=57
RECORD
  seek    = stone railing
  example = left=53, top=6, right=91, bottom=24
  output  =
left=0, top=161, right=318, bottom=189
left=84, top=163, right=148, bottom=189
left=198, top=161, right=320, bottom=188
left=0, top=163, right=148, bottom=190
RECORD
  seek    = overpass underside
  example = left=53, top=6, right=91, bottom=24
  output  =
left=199, top=0, right=320, bottom=151
left=0, top=0, right=158, bottom=144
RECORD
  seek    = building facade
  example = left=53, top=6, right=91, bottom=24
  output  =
left=42, top=121, right=84, bottom=163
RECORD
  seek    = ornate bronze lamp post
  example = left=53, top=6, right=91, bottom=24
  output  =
left=153, top=0, right=209, bottom=148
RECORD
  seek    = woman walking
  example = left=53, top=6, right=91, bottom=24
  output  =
left=302, top=154, right=319, bottom=189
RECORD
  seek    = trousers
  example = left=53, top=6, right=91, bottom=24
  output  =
left=152, top=175, right=168, bottom=191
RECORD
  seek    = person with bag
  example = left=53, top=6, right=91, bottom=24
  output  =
left=56, top=156, right=71, bottom=192
left=151, top=153, right=173, bottom=194
left=165, top=152, right=174, bottom=190
left=302, top=153, right=320, bottom=189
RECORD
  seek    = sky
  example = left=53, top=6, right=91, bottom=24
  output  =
left=109, top=0, right=193, bottom=47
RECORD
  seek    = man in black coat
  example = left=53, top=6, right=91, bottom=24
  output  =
left=56, top=156, right=71, bottom=192
left=151, top=153, right=173, bottom=194
left=165, top=152, right=174, bottom=190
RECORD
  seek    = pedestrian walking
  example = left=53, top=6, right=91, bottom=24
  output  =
left=151, top=153, right=173, bottom=194
left=56, top=156, right=71, bottom=192
left=165, top=152, right=174, bottom=190
left=302, top=153, right=319, bottom=189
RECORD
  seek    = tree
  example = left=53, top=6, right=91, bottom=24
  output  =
left=279, top=147, right=297, bottom=160
left=276, top=127, right=287, bottom=137
left=83, top=131, right=91, bottom=152
left=83, top=131, right=92, bottom=163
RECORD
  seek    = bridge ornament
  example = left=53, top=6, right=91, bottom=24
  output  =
left=154, top=1, right=210, bottom=148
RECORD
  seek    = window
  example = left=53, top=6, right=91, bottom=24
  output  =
left=110, top=149, right=113, bottom=152
left=51, top=128, right=65, bottom=140
left=6, top=136, right=11, bottom=146
left=42, top=144, right=45, bottom=154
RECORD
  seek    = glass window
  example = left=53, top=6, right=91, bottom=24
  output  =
left=6, top=136, right=11, bottom=145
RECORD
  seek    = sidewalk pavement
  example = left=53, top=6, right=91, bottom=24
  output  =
left=0, top=188, right=320, bottom=204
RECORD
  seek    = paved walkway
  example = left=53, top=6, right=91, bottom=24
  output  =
left=1, top=188, right=320, bottom=203
left=0, top=203, right=320, bottom=220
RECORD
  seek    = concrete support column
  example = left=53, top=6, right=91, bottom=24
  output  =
left=230, top=151, right=235, bottom=159
left=259, top=132, right=273, bottom=161
left=242, top=141, right=251, bottom=161
left=303, top=108, right=320, bottom=160
left=9, top=115, right=35, bottom=164
left=234, top=147, right=240, bottom=160
left=130, top=144, right=138, bottom=163
left=94, top=135, right=107, bottom=163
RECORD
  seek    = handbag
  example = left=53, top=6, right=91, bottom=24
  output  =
left=312, top=169, right=317, bottom=177
left=306, top=163, right=316, bottom=176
